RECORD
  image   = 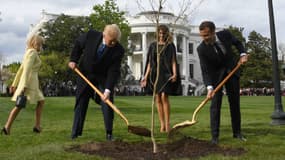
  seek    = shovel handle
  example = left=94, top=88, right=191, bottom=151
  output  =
left=191, top=62, right=242, bottom=121
left=74, top=68, right=129, bottom=125
left=213, top=62, right=242, bottom=94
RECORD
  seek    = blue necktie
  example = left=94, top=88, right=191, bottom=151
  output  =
left=97, top=43, right=106, bottom=58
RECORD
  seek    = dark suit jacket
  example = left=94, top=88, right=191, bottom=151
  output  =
left=197, top=29, right=245, bottom=87
left=70, top=29, right=125, bottom=97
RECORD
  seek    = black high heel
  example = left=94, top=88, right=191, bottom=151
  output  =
left=33, top=127, right=41, bottom=133
left=1, top=127, right=9, bottom=135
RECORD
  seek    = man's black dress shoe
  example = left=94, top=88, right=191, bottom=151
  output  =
left=71, top=135, right=78, bottom=140
left=211, top=137, right=219, bottom=145
left=106, top=134, right=114, bottom=141
left=233, top=134, right=247, bottom=141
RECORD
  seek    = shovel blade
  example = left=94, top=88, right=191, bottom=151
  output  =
left=168, top=120, right=197, bottom=138
left=128, top=125, right=151, bottom=137
left=173, top=120, right=196, bottom=129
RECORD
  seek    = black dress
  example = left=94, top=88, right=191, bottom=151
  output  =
left=144, top=42, right=181, bottom=95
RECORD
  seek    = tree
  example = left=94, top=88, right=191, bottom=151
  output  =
left=89, top=0, right=131, bottom=83
left=228, top=26, right=247, bottom=60
left=40, top=14, right=91, bottom=55
left=134, top=0, right=205, bottom=153
left=39, top=14, right=92, bottom=86
left=39, top=52, right=72, bottom=85
left=241, top=31, right=273, bottom=87
left=39, top=0, right=131, bottom=85
left=2, top=62, right=21, bottom=86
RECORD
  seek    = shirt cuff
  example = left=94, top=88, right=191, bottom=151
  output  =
left=240, top=53, right=247, bottom=56
left=207, top=85, right=213, bottom=90
left=104, top=89, right=111, bottom=94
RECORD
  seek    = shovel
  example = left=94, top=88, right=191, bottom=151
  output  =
left=74, top=68, right=151, bottom=137
left=170, top=62, right=242, bottom=133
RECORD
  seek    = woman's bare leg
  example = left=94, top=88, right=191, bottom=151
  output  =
left=4, top=107, right=22, bottom=134
left=156, top=94, right=165, bottom=132
left=161, top=93, right=170, bottom=132
left=35, top=100, right=44, bottom=130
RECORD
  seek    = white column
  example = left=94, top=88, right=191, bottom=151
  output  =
left=127, top=56, right=133, bottom=72
left=142, top=32, right=147, bottom=75
left=182, top=36, right=187, bottom=95
left=173, top=33, right=177, bottom=49
left=182, top=36, right=187, bottom=78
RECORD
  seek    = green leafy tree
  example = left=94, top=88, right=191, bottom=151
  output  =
left=241, top=31, right=273, bottom=87
left=228, top=26, right=247, bottom=60
left=89, top=0, right=131, bottom=84
left=39, top=52, right=72, bottom=86
left=40, top=14, right=91, bottom=55
left=38, top=0, right=131, bottom=85
left=39, top=14, right=92, bottom=86
left=2, top=62, right=21, bottom=85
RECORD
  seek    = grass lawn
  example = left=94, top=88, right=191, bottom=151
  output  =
left=0, top=96, right=285, bottom=160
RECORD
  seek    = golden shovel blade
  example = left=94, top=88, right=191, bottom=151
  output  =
left=168, top=120, right=197, bottom=138
left=173, top=120, right=197, bottom=129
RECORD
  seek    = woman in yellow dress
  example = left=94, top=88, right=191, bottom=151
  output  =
left=1, top=34, right=45, bottom=135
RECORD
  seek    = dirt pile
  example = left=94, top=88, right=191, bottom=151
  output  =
left=69, top=136, right=246, bottom=160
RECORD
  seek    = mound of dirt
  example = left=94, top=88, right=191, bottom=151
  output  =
left=69, top=136, right=246, bottom=160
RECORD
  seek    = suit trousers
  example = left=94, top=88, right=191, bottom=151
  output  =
left=210, top=73, right=241, bottom=138
left=71, top=84, right=114, bottom=138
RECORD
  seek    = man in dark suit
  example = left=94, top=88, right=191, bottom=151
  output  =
left=197, top=21, right=248, bottom=144
left=68, top=24, right=125, bottom=141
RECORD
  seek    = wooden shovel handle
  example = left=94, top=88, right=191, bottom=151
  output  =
left=74, top=68, right=129, bottom=125
left=192, top=62, right=242, bottom=121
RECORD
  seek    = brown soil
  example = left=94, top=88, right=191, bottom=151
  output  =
left=68, top=136, right=246, bottom=160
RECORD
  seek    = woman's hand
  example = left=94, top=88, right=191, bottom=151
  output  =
left=169, top=74, right=177, bottom=82
left=140, top=78, right=147, bottom=87
left=9, top=86, right=16, bottom=94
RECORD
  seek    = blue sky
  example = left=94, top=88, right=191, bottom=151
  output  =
left=0, top=0, right=284, bottom=65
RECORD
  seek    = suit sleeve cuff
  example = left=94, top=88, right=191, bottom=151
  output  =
left=207, top=85, right=213, bottom=90
left=104, top=89, right=111, bottom=94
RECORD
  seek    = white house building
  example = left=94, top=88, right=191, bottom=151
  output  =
left=29, top=10, right=206, bottom=95
left=126, top=11, right=204, bottom=95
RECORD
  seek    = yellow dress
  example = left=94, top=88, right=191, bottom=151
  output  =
left=11, top=48, right=44, bottom=104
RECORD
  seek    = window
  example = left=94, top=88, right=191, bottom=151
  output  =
left=189, top=64, right=194, bottom=79
left=189, top=43, right=193, bottom=54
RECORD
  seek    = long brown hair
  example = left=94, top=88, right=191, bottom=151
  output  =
left=157, top=24, right=173, bottom=43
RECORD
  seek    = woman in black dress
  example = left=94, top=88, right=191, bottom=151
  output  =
left=141, top=25, right=181, bottom=132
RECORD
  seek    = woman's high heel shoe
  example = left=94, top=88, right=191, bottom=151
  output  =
left=33, top=127, right=41, bottom=133
left=1, top=127, right=9, bottom=135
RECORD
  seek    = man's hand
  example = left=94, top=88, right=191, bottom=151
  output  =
left=207, top=89, right=215, bottom=99
left=101, top=89, right=110, bottom=102
left=240, top=54, right=249, bottom=64
left=68, top=62, right=77, bottom=70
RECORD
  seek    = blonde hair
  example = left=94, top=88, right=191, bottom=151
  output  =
left=26, top=34, right=44, bottom=51
left=103, top=24, right=121, bottom=41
